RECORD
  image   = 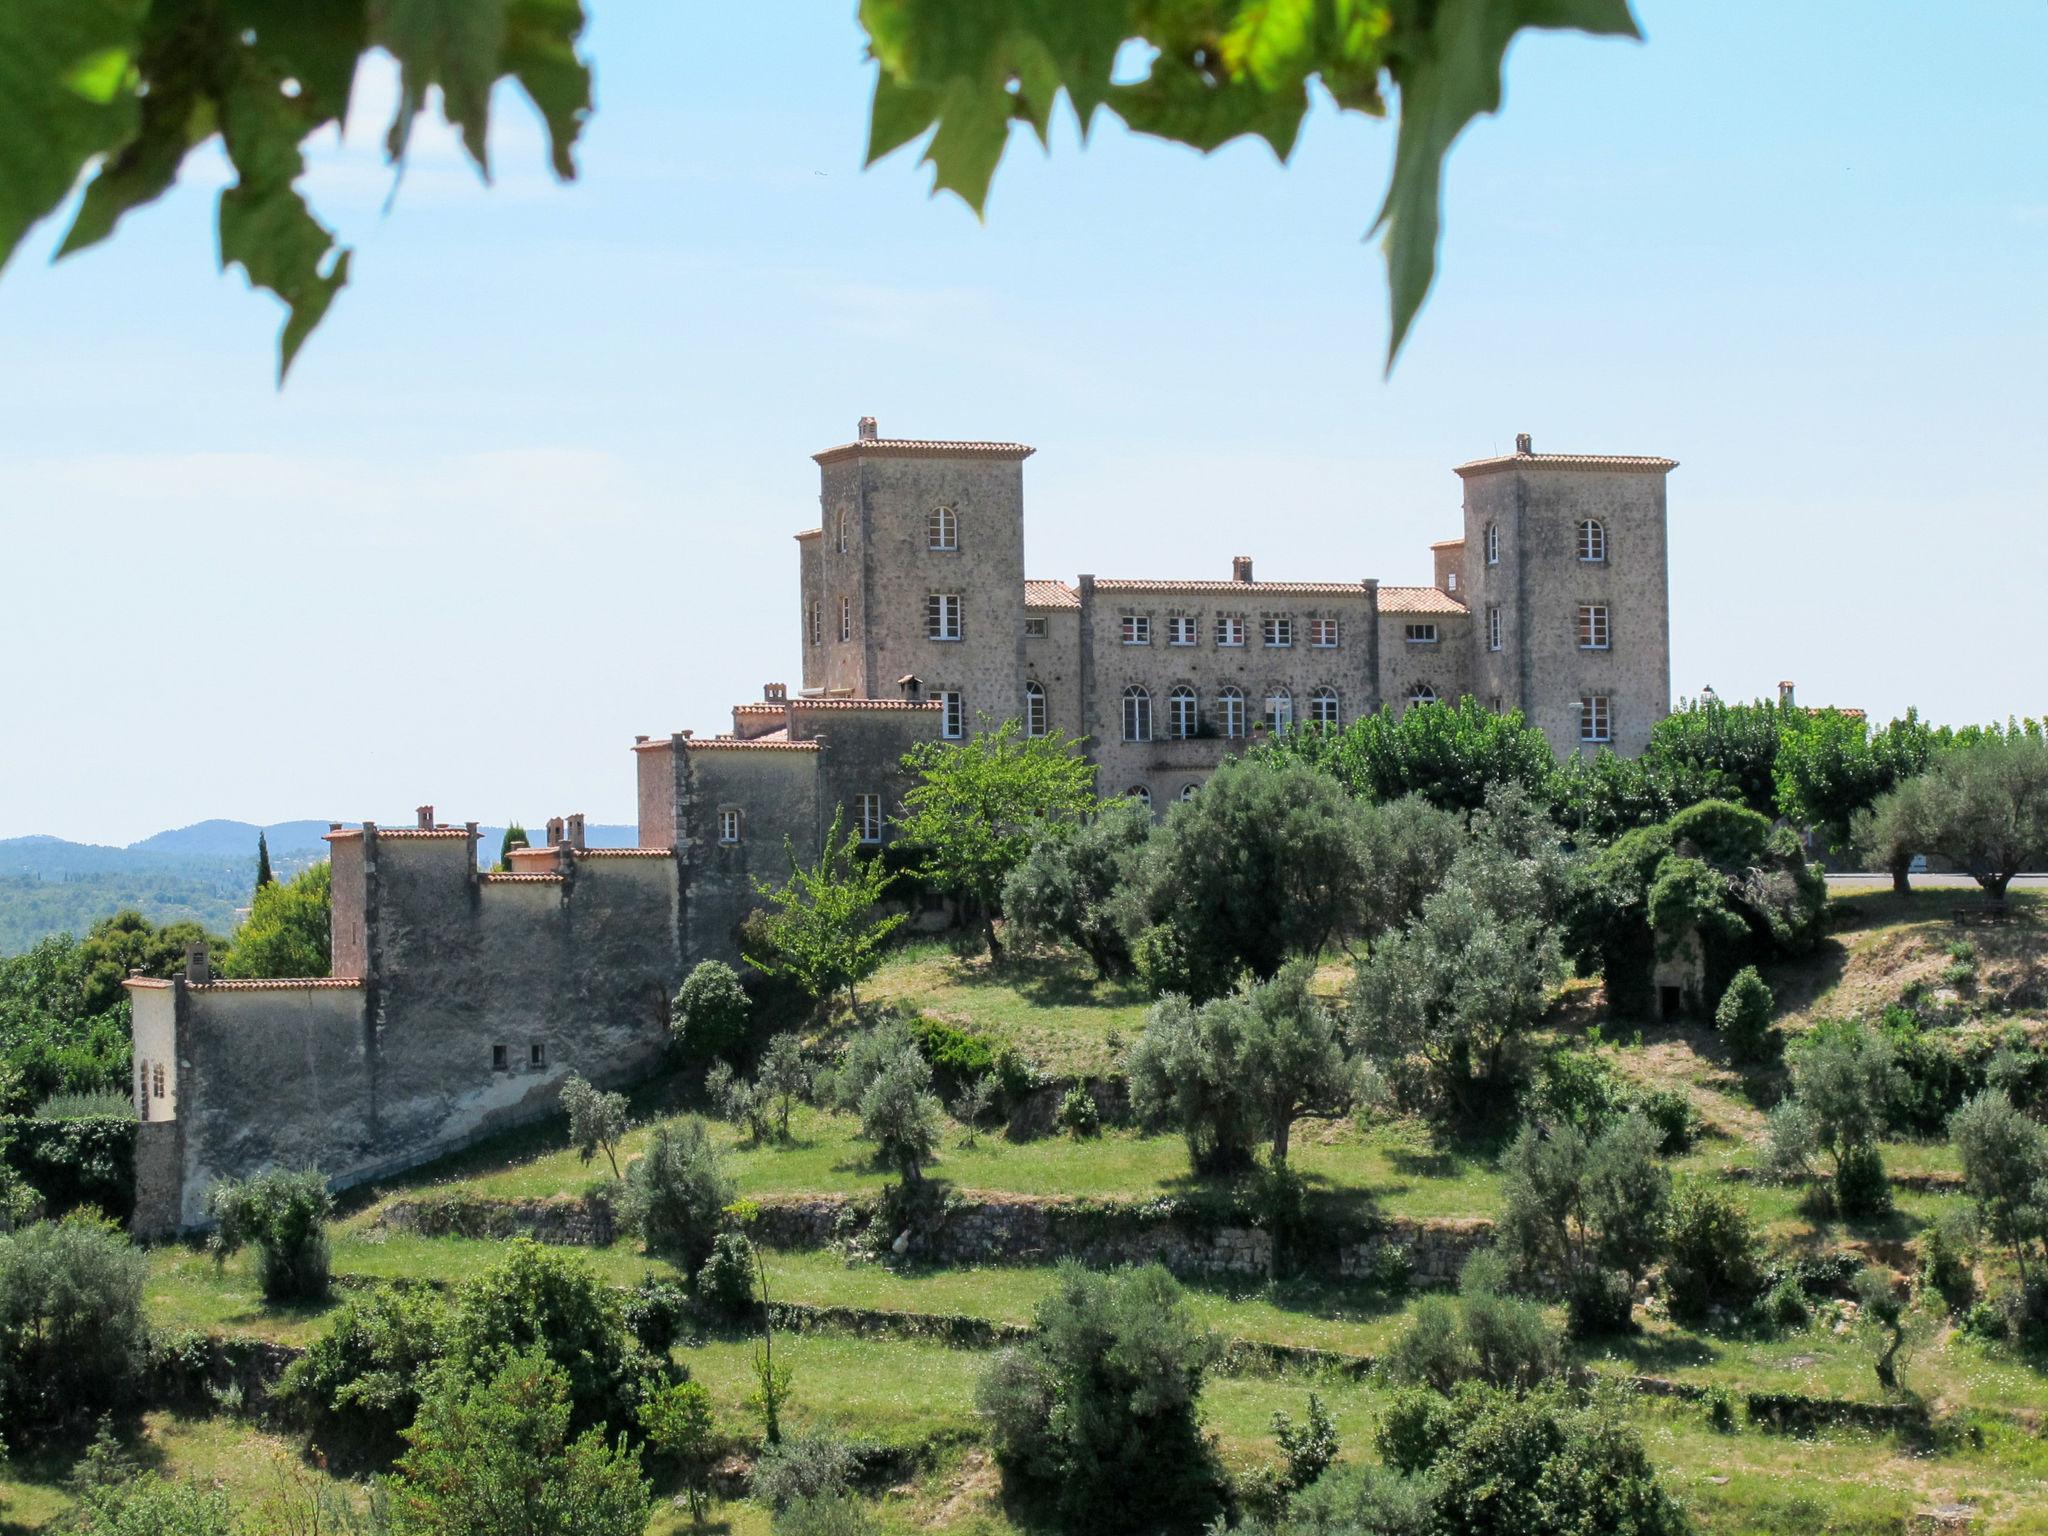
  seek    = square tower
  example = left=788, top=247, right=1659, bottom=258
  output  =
left=1458, top=435, right=1676, bottom=758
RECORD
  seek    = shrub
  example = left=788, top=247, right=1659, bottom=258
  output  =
left=855, top=1044, right=943, bottom=1184
left=1498, top=1115, right=1668, bottom=1337
left=1704, top=1385, right=1739, bottom=1433
left=561, top=1074, right=630, bottom=1179
left=1715, top=966, right=1778, bottom=1064
left=672, top=960, right=752, bottom=1062
left=697, top=1231, right=757, bottom=1319
left=1919, top=1209, right=1977, bottom=1313
left=1663, top=1179, right=1765, bottom=1322
left=752, top=1429, right=858, bottom=1513
left=1375, top=1384, right=1457, bottom=1475
left=1834, top=1140, right=1894, bottom=1219
left=1272, top=1392, right=1339, bottom=1495
left=619, top=1117, right=734, bottom=1274
left=1386, top=1254, right=1559, bottom=1395
left=0, top=1213, right=148, bottom=1442
left=705, top=1060, right=771, bottom=1144
left=65, top=1430, right=238, bottom=1535
left=976, top=1263, right=1222, bottom=1533
left=1386, top=1296, right=1472, bottom=1394
left=1635, top=1088, right=1700, bottom=1154
left=277, top=1283, right=450, bottom=1456
left=622, top=1277, right=691, bottom=1355
left=641, top=1379, right=719, bottom=1522
left=0, top=1113, right=136, bottom=1221
left=756, top=1032, right=814, bottom=1139
left=950, top=1073, right=997, bottom=1146
left=1566, top=1268, right=1635, bottom=1338
left=205, top=1166, right=334, bottom=1302
left=1761, top=1274, right=1810, bottom=1331
left=1057, top=1083, right=1100, bottom=1138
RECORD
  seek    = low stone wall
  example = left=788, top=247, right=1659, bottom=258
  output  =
left=1337, top=1218, right=1496, bottom=1288
left=377, top=1193, right=615, bottom=1246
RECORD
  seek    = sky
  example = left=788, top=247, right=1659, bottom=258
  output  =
left=2, top=2, right=2043, bottom=846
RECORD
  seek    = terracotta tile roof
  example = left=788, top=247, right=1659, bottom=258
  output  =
left=481, top=872, right=563, bottom=883
left=733, top=703, right=786, bottom=715
left=1092, top=579, right=1378, bottom=597
left=1455, top=451, right=1677, bottom=477
left=788, top=698, right=941, bottom=712
left=577, top=847, right=673, bottom=857
left=813, top=438, right=1034, bottom=467
left=322, top=827, right=472, bottom=841
left=686, top=739, right=823, bottom=752
left=1378, top=585, right=1468, bottom=614
left=1025, top=579, right=1079, bottom=608
left=632, top=738, right=674, bottom=753
left=794, top=527, right=822, bottom=540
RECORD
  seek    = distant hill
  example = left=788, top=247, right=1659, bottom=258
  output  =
left=0, top=819, right=638, bottom=955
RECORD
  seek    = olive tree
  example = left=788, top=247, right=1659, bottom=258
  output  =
left=1861, top=734, right=2048, bottom=900
left=1766, top=1021, right=1905, bottom=1217
left=561, top=1073, right=629, bottom=1179
left=1498, top=1113, right=1669, bottom=1336
left=1001, top=797, right=1152, bottom=977
left=1950, top=1089, right=2048, bottom=1284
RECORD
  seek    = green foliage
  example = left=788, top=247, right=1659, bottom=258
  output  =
left=753, top=1429, right=858, bottom=1513
left=1498, top=1114, right=1668, bottom=1335
left=776, top=1496, right=881, bottom=1536
left=1662, top=1179, right=1764, bottom=1322
left=976, top=1262, right=1222, bottom=1533
left=1260, top=696, right=1558, bottom=813
left=1775, top=708, right=1941, bottom=854
left=1767, top=1020, right=1904, bottom=1215
left=560, top=1073, right=629, bottom=1179
left=1832, top=1141, right=1894, bottom=1220
left=856, top=1039, right=944, bottom=1184
left=206, top=1166, right=334, bottom=1302
left=697, top=1230, right=757, bottom=1319
left=744, top=810, right=905, bottom=1014
left=0, top=1212, right=148, bottom=1442
left=220, top=860, right=331, bottom=979
left=1057, top=1083, right=1100, bottom=1138
left=1853, top=1269, right=1913, bottom=1392
left=1001, top=796, right=1151, bottom=978
left=1950, top=1088, right=2048, bottom=1282
left=1385, top=1252, right=1561, bottom=1394
left=671, top=960, right=753, bottom=1063
left=896, top=718, right=1100, bottom=956
left=1272, top=1391, right=1340, bottom=1495
left=254, top=830, right=275, bottom=892
left=756, top=1032, right=814, bottom=1140
left=951, top=1072, right=997, bottom=1146
left=1715, top=966, right=1778, bottom=1064
left=1130, top=755, right=1374, bottom=998
left=498, top=824, right=531, bottom=871
left=1918, top=1208, right=1977, bottom=1314
left=706, top=1059, right=772, bottom=1145
left=386, top=1350, right=651, bottom=1536
left=641, top=1378, right=718, bottom=1522
left=277, top=1283, right=450, bottom=1456
left=1861, top=734, right=2048, bottom=898
left=441, top=1239, right=663, bottom=1441
left=1531, top=1047, right=1695, bottom=1152
left=619, top=1117, right=735, bottom=1274
left=0, top=1112, right=136, bottom=1220
left=64, top=1427, right=239, bottom=1535
left=1645, top=698, right=1788, bottom=819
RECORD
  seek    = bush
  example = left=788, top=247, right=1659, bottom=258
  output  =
left=1761, top=1274, right=1810, bottom=1331
left=1566, top=1268, right=1635, bottom=1338
left=619, top=1117, right=734, bottom=1274
left=1833, top=1140, right=1894, bottom=1219
left=65, top=1430, right=239, bottom=1535
left=976, top=1263, right=1222, bottom=1533
left=0, top=1113, right=136, bottom=1221
left=697, top=1231, right=757, bottom=1319
left=277, top=1283, right=450, bottom=1456
left=1635, top=1088, right=1700, bottom=1154
left=622, top=1277, right=691, bottom=1355
left=856, top=1045, right=944, bottom=1185
left=1385, top=1295, right=1472, bottom=1394
left=1919, top=1209, right=1977, bottom=1313
left=1703, top=1385, right=1738, bottom=1433
left=641, top=1378, right=719, bottom=1523
left=672, top=960, right=752, bottom=1062
left=0, top=1213, right=148, bottom=1442
left=1715, top=966, right=1778, bottom=1063
left=1386, top=1254, right=1559, bottom=1395
left=1057, top=1083, right=1100, bottom=1138
left=1663, top=1180, right=1765, bottom=1322
left=752, top=1429, right=859, bottom=1513
left=907, top=1014, right=1035, bottom=1103
left=206, top=1167, right=334, bottom=1302
left=1271, top=1391, right=1339, bottom=1495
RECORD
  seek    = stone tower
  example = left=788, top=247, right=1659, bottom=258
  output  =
left=798, top=419, right=1035, bottom=737
left=1457, top=433, right=1677, bottom=758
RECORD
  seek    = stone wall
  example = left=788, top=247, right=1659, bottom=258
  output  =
left=1338, top=1217, right=1496, bottom=1288
left=379, top=1193, right=616, bottom=1245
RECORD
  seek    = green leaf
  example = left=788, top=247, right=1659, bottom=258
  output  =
left=372, top=0, right=510, bottom=175
left=1372, top=0, right=1638, bottom=370
left=0, top=0, right=145, bottom=270
left=502, top=0, right=591, bottom=180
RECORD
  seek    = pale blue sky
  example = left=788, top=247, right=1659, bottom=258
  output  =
left=2, top=2, right=2043, bottom=845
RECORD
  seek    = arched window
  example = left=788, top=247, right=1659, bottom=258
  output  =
left=1122, top=685, right=1152, bottom=743
left=1024, top=680, right=1048, bottom=738
left=929, top=504, right=958, bottom=551
left=1264, top=690, right=1293, bottom=733
left=1577, top=518, right=1606, bottom=562
left=1218, top=687, right=1246, bottom=739
left=1405, top=683, right=1438, bottom=711
left=836, top=509, right=848, bottom=554
left=1128, top=784, right=1153, bottom=809
left=1168, top=685, right=1199, bottom=739
left=1178, top=782, right=1201, bottom=803
left=1309, top=687, right=1340, bottom=728
left=1485, top=522, right=1499, bottom=565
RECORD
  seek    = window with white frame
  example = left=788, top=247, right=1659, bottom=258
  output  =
left=809, top=603, right=821, bottom=646
left=926, top=592, right=962, bottom=641
left=1121, top=612, right=1152, bottom=646
left=1128, top=784, right=1152, bottom=810
left=1580, top=695, right=1612, bottom=743
left=839, top=596, right=851, bottom=642
left=1168, top=685, right=1198, bottom=739
left=1405, top=622, right=1438, bottom=645
left=718, top=808, right=742, bottom=844
left=1262, top=615, right=1294, bottom=648
left=1446, top=571, right=1459, bottom=593
left=1309, top=617, right=1339, bottom=648
left=1168, top=615, right=1198, bottom=647
left=1309, top=687, right=1339, bottom=727
left=1178, top=782, right=1200, bottom=802
left=1485, top=522, right=1499, bottom=564
left=1264, top=690, right=1293, bottom=732
left=1406, top=684, right=1438, bottom=710
left=1215, top=614, right=1246, bottom=647
left=1578, top=604, right=1610, bottom=650
left=856, top=792, right=883, bottom=842
left=928, top=503, right=958, bottom=551
left=1577, top=519, right=1606, bottom=563
left=1122, top=685, right=1152, bottom=742
left=1218, top=687, right=1246, bottom=738
left=1024, top=680, right=1047, bottom=738
left=1487, top=605, right=1503, bottom=651
left=1024, top=616, right=1048, bottom=638
left=836, top=510, right=848, bottom=554
left=939, top=690, right=964, bottom=739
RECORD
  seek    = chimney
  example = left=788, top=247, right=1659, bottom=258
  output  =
left=1778, top=680, right=1796, bottom=709
left=545, top=816, right=565, bottom=847
left=764, top=682, right=788, bottom=703
left=1231, top=555, right=1254, bottom=583
left=185, top=940, right=211, bottom=985
left=634, top=734, right=649, bottom=744
left=416, top=804, right=434, bottom=830
left=566, top=813, right=586, bottom=851
left=1514, top=432, right=1532, bottom=456
left=857, top=415, right=878, bottom=441
left=898, top=673, right=923, bottom=702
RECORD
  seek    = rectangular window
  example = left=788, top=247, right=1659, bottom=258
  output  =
left=1121, top=613, right=1151, bottom=646
left=939, top=690, right=964, bottom=739
left=926, top=592, right=962, bottom=641
left=1405, top=623, right=1439, bottom=645
left=1487, top=606, right=1502, bottom=651
left=1262, top=616, right=1293, bottom=648
left=1578, top=604, right=1610, bottom=650
left=1023, top=616, right=1048, bottom=638
left=1168, top=615, right=1198, bottom=647
left=808, top=604, right=820, bottom=647
left=1308, top=618, right=1339, bottom=648
left=529, top=1041, right=547, bottom=1069
left=1215, top=615, right=1245, bottom=647
left=1581, top=695, right=1612, bottom=743
left=856, top=792, right=883, bottom=843
left=718, top=808, right=741, bottom=844
left=492, top=1044, right=508, bottom=1072
left=839, top=596, right=851, bottom=643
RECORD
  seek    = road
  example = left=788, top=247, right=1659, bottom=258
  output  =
left=1823, top=872, right=2047, bottom=889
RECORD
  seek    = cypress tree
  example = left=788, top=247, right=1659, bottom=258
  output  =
left=497, top=823, right=530, bottom=872
left=254, top=830, right=275, bottom=891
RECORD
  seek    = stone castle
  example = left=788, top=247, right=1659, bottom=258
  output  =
left=127, top=420, right=1676, bottom=1233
